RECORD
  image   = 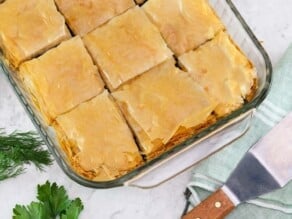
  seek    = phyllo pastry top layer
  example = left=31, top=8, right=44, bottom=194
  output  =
left=113, top=59, right=215, bottom=156
left=83, top=6, right=172, bottom=91
left=179, top=31, right=257, bottom=117
left=0, top=0, right=70, bottom=67
left=55, top=90, right=143, bottom=181
left=19, top=37, right=104, bottom=124
left=55, top=0, right=135, bottom=36
left=143, top=0, right=224, bottom=55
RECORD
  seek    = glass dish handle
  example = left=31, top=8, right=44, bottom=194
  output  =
left=126, top=109, right=255, bottom=188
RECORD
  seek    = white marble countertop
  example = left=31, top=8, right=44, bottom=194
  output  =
left=0, top=1, right=292, bottom=218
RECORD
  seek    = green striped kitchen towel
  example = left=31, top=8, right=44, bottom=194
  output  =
left=183, top=44, right=292, bottom=219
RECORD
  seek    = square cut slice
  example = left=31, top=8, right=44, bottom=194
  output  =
left=54, top=90, right=143, bottom=181
left=55, top=0, right=135, bottom=36
left=143, top=0, right=224, bottom=55
left=0, top=0, right=70, bottom=67
left=83, top=6, right=173, bottom=91
left=19, top=37, right=104, bottom=124
left=113, top=59, right=215, bottom=158
left=179, top=31, right=257, bottom=117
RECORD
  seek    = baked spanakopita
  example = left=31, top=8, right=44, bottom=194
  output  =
left=19, top=37, right=104, bottom=124
left=179, top=31, right=257, bottom=117
left=0, top=0, right=70, bottom=67
left=143, top=0, right=224, bottom=55
left=54, top=90, right=143, bottom=181
left=83, top=6, right=172, bottom=91
left=113, top=59, right=215, bottom=158
left=55, top=0, right=135, bottom=36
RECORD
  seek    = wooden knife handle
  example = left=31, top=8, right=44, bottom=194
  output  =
left=182, top=189, right=235, bottom=219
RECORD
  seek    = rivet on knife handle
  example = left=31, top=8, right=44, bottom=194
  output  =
left=182, top=189, right=235, bottom=219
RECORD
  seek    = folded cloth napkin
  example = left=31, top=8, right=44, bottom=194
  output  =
left=183, top=44, right=292, bottom=219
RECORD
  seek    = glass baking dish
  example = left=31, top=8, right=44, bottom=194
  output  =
left=0, top=0, right=272, bottom=188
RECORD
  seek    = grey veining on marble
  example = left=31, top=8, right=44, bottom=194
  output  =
left=0, top=0, right=292, bottom=218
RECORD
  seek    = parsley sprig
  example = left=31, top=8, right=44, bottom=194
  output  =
left=0, top=129, right=52, bottom=181
left=13, top=181, right=84, bottom=219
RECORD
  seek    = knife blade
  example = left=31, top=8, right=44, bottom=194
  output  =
left=182, top=112, right=292, bottom=219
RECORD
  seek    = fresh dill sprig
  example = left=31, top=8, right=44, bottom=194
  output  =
left=0, top=129, right=53, bottom=181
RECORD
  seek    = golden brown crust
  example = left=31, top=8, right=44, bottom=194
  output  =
left=178, top=31, right=257, bottom=118
left=83, top=6, right=173, bottom=90
left=18, top=37, right=104, bottom=124
left=113, top=59, right=216, bottom=157
left=55, top=0, right=135, bottom=36
left=246, top=78, right=258, bottom=102
left=54, top=91, right=143, bottom=181
left=0, top=0, right=70, bottom=68
left=144, top=79, right=257, bottom=160
left=145, top=115, right=217, bottom=159
left=143, top=0, right=224, bottom=55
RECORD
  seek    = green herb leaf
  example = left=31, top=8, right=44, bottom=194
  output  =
left=13, top=202, right=50, bottom=219
left=0, top=129, right=53, bottom=181
left=12, top=181, right=84, bottom=219
left=13, top=205, right=30, bottom=219
left=61, top=198, right=84, bottom=219
left=37, top=181, right=71, bottom=217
